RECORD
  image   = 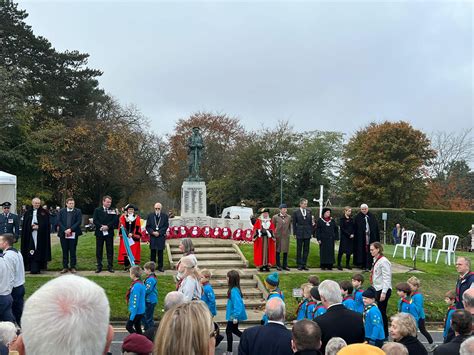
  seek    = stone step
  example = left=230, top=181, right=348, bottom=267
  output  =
left=167, top=239, right=235, bottom=247
left=209, top=270, right=256, bottom=278
left=195, top=260, right=247, bottom=268
left=214, top=309, right=264, bottom=325
left=216, top=298, right=265, bottom=310
left=171, top=253, right=242, bottom=261
left=214, top=288, right=263, bottom=298
left=210, top=279, right=257, bottom=288
left=170, top=247, right=237, bottom=254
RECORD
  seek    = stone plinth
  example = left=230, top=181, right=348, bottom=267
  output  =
left=181, top=181, right=207, bottom=217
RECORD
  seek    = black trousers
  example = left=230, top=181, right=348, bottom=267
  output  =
left=375, top=288, right=391, bottom=338
left=0, top=295, right=14, bottom=323
left=276, top=252, right=288, bottom=268
left=226, top=321, right=242, bottom=352
left=337, top=248, right=352, bottom=267
left=150, top=249, right=164, bottom=269
left=418, top=318, right=433, bottom=344
left=11, top=285, right=25, bottom=326
left=126, top=314, right=143, bottom=334
left=296, top=238, right=310, bottom=267
left=96, top=235, right=114, bottom=269
left=60, top=237, right=78, bottom=268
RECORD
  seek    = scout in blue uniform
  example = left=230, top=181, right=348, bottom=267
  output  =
left=407, top=276, right=434, bottom=347
left=200, top=269, right=217, bottom=317
left=351, top=273, right=365, bottom=314
left=142, top=261, right=158, bottom=331
left=296, top=283, right=316, bottom=320
left=0, top=202, right=20, bottom=242
left=443, top=290, right=457, bottom=342
left=225, top=270, right=247, bottom=354
left=126, top=266, right=146, bottom=334
left=261, top=272, right=284, bottom=324
left=310, top=286, right=327, bottom=319
left=362, top=286, right=385, bottom=347
left=396, top=282, right=419, bottom=323
left=340, top=280, right=356, bottom=311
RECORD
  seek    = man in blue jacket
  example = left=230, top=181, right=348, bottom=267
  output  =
left=57, top=198, right=82, bottom=273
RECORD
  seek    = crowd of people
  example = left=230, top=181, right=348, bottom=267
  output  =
left=1, top=196, right=474, bottom=354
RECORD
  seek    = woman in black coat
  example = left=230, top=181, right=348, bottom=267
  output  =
left=337, top=206, right=355, bottom=270
left=315, top=207, right=338, bottom=270
left=390, top=313, right=428, bottom=355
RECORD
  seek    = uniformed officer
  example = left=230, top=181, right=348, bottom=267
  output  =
left=0, top=233, right=25, bottom=326
left=0, top=202, right=20, bottom=242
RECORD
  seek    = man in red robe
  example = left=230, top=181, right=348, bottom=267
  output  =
left=118, top=204, right=142, bottom=270
left=252, top=208, right=276, bottom=272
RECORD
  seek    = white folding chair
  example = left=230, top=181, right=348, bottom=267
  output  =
left=436, top=235, right=459, bottom=265
left=413, top=232, right=437, bottom=262
left=393, top=230, right=416, bottom=259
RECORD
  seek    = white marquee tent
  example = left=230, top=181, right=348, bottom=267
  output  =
left=0, top=171, right=17, bottom=212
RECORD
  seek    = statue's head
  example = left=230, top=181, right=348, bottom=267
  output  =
left=192, top=127, right=200, bottom=132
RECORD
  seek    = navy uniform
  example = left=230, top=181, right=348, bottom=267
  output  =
left=0, top=255, right=14, bottom=323
left=3, top=240, right=25, bottom=326
left=0, top=202, right=20, bottom=242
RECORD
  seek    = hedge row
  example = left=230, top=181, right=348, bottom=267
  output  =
left=264, top=207, right=474, bottom=249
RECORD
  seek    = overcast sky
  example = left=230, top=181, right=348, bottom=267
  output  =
left=20, top=0, right=473, bottom=142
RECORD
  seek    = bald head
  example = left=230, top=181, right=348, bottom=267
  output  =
left=463, top=288, right=474, bottom=312
left=265, top=297, right=285, bottom=322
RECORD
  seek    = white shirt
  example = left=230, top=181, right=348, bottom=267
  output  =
left=372, top=256, right=392, bottom=294
left=3, top=248, right=25, bottom=288
left=0, top=257, right=13, bottom=295
left=178, top=276, right=202, bottom=301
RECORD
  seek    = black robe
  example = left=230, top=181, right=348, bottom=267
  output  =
left=339, top=216, right=355, bottom=254
left=353, top=212, right=380, bottom=266
left=315, top=218, right=338, bottom=266
left=21, top=207, right=52, bottom=270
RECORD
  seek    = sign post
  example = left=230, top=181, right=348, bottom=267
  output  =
left=382, top=212, right=388, bottom=245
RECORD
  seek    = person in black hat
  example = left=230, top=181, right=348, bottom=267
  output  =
left=0, top=202, right=20, bottom=242
left=315, top=207, right=338, bottom=270
left=252, top=208, right=276, bottom=272
left=118, top=204, right=143, bottom=270
left=272, top=203, right=292, bottom=271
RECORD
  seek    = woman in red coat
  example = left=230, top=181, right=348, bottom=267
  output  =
left=118, top=204, right=142, bottom=270
left=253, top=208, right=276, bottom=272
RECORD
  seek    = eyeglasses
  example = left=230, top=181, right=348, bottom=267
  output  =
left=155, top=208, right=161, bottom=210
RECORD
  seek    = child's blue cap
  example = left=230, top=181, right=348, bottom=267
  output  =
left=266, top=272, right=279, bottom=286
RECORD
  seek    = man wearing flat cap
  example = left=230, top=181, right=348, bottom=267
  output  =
left=0, top=202, right=20, bottom=242
left=252, top=208, right=276, bottom=272
left=272, top=204, right=292, bottom=271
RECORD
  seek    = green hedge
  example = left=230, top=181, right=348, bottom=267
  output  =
left=265, top=207, right=474, bottom=250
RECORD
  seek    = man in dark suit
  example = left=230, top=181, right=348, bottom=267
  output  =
left=313, top=280, right=365, bottom=353
left=145, top=202, right=169, bottom=272
left=93, top=195, right=118, bottom=273
left=238, top=297, right=293, bottom=355
left=292, top=198, right=313, bottom=271
left=353, top=204, right=380, bottom=271
left=57, top=198, right=82, bottom=273
left=434, top=310, right=472, bottom=355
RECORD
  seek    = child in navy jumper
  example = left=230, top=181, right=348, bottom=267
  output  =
left=340, top=280, right=356, bottom=312
left=362, top=286, right=385, bottom=347
left=142, top=261, right=158, bottom=331
left=200, top=269, right=217, bottom=317
left=126, top=266, right=146, bottom=334
left=351, top=273, right=365, bottom=314
left=407, top=276, right=434, bottom=348
left=225, top=270, right=247, bottom=355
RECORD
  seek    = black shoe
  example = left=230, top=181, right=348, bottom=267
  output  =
left=283, top=267, right=290, bottom=271
left=276, top=266, right=282, bottom=271
left=346, top=265, right=352, bottom=270
left=321, top=267, right=327, bottom=270
left=297, top=266, right=303, bottom=271
left=158, top=268, right=164, bottom=273
left=259, top=267, right=265, bottom=272
left=337, top=265, right=343, bottom=271
left=95, top=268, right=102, bottom=273
left=108, top=268, right=115, bottom=273
left=303, top=266, right=309, bottom=271
left=327, top=267, right=333, bottom=271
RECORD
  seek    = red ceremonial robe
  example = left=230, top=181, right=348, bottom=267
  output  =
left=252, top=218, right=276, bottom=267
left=118, top=214, right=142, bottom=264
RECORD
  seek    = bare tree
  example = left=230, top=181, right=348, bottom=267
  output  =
left=429, top=129, right=473, bottom=179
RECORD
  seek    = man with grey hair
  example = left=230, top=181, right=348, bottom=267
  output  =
left=456, top=256, right=474, bottom=309
left=460, top=336, right=474, bottom=355
left=353, top=203, right=380, bottom=271
left=238, top=297, right=292, bottom=355
left=164, top=291, right=186, bottom=311
left=11, top=275, right=114, bottom=355
left=313, top=280, right=364, bottom=353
